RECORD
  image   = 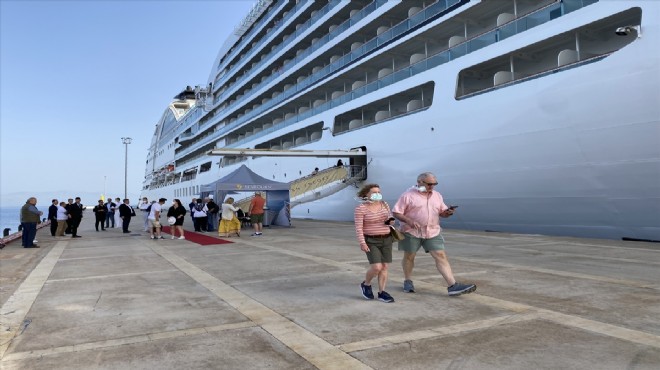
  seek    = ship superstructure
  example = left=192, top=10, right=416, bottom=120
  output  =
left=142, top=0, right=660, bottom=241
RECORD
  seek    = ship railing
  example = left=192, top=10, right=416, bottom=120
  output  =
left=215, top=0, right=312, bottom=87
left=215, top=1, right=289, bottom=79
left=179, top=0, right=595, bottom=159
left=214, top=0, right=346, bottom=103
left=222, top=0, right=597, bottom=147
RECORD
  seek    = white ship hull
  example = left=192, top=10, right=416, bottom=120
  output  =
left=142, top=0, right=660, bottom=241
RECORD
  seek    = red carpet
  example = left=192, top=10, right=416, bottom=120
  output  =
left=161, top=226, right=233, bottom=246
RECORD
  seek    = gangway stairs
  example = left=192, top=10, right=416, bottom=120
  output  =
left=288, top=165, right=365, bottom=208
left=234, top=165, right=366, bottom=211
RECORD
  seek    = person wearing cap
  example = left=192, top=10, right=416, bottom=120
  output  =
left=148, top=198, right=167, bottom=239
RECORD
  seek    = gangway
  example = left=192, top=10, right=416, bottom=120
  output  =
left=207, top=147, right=368, bottom=210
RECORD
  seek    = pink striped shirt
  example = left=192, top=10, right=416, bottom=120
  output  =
left=354, top=202, right=392, bottom=248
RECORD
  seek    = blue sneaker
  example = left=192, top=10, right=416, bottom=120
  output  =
left=403, top=279, right=415, bottom=293
left=448, top=282, right=476, bottom=296
left=377, top=291, right=394, bottom=303
left=360, top=281, right=374, bottom=300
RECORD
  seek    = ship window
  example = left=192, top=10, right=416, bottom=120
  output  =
left=333, top=82, right=434, bottom=135
left=200, top=162, right=212, bottom=173
left=456, top=7, right=639, bottom=99
left=253, top=122, right=323, bottom=151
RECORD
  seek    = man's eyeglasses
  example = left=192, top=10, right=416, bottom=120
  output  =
left=422, top=181, right=438, bottom=186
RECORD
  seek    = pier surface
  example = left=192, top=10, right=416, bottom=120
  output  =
left=1, top=217, right=659, bottom=369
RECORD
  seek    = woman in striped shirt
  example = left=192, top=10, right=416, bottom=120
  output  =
left=354, top=184, right=395, bottom=303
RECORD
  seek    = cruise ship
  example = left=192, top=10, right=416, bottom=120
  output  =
left=141, top=0, right=660, bottom=241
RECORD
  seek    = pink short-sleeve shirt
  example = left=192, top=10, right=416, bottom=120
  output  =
left=392, top=187, right=449, bottom=239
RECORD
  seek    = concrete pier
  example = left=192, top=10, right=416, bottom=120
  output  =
left=1, top=216, right=659, bottom=369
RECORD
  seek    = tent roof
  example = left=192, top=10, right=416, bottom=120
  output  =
left=201, top=164, right=290, bottom=192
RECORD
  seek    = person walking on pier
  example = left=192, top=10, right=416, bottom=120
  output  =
left=393, top=172, right=476, bottom=296
left=118, top=199, right=134, bottom=233
left=20, top=197, right=42, bottom=248
left=355, top=184, right=395, bottom=303
left=93, top=200, right=107, bottom=231
left=114, top=197, right=122, bottom=228
left=192, top=198, right=208, bottom=232
left=65, top=198, right=74, bottom=234
left=48, top=199, right=58, bottom=236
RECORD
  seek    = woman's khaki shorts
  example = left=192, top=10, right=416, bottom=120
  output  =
left=364, top=235, right=393, bottom=264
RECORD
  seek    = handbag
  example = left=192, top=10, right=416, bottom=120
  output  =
left=389, top=226, right=405, bottom=241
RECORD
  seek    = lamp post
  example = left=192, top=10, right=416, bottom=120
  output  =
left=121, top=137, right=132, bottom=200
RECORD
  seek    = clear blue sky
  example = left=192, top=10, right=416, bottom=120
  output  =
left=0, top=0, right=253, bottom=206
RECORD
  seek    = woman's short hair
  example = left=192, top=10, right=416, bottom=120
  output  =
left=357, top=184, right=380, bottom=198
left=225, top=197, right=234, bottom=204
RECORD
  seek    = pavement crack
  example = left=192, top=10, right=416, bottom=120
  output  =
left=93, top=291, right=103, bottom=311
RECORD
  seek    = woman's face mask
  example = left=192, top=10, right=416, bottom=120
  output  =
left=369, top=193, right=383, bottom=201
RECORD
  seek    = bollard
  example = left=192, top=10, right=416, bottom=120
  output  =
left=3, top=228, right=10, bottom=237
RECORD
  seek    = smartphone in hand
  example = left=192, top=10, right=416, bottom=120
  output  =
left=448, top=205, right=459, bottom=210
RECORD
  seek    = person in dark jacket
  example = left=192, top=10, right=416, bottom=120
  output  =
left=93, top=199, right=107, bottom=231
left=205, top=197, right=219, bottom=232
left=20, top=197, right=43, bottom=248
left=68, top=197, right=83, bottom=238
left=48, top=199, right=58, bottom=236
left=118, top=199, right=134, bottom=233
left=167, top=199, right=187, bottom=239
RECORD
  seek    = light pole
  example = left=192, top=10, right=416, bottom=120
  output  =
left=121, top=137, right=132, bottom=200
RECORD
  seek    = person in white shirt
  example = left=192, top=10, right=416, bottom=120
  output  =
left=139, top=197, right=150, bottom=232
left=148, top=198, right=166, bottom=239
left=56, top=202, right=69, bottom=236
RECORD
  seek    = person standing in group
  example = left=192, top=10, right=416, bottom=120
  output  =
left=118, top=199, right=134, bottom=233
left=114, top=197, right=122, bottom=228
left=65, top=198, right=74, bottom=234
left=56, top=201, right=69, bottom=236
left=392, top=172, right=476, bottom=297
left=205, top=197, right=219, bottom=232
left=188, top=198, right=197, bottom=225
left=248, top=192, right=266, bottom=236
left=104, top=198, right=116, bottom=228
left=48, top=199, right=58, bottom=236
left=166, top=199, right=186, bottom=240
left=93, top=200, right=107, bottom=231
left=20, top=197, right=42, bottom=248
left=148, top=198, right=166, bottom=239
left=139, top=197, right=150, bottom=232
left=68, top=197, right=84, bottom=238
left=355, top=184, right=395, bottom=303
left=219, top=197, right=241, bottom=237
left=192, top=198, right=208, bottom=232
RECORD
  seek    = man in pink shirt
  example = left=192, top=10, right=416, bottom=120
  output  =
left=393, top=172, right=476, bottom=296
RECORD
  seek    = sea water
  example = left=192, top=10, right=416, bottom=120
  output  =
left=1, top=206, right=24, bottom=235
